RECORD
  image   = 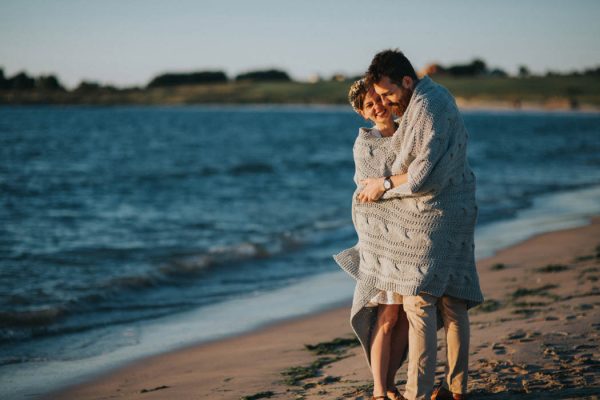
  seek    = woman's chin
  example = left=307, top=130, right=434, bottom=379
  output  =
left=375, top=109, right=393, bottom=121
left=376, top=116, right=393, bottom=124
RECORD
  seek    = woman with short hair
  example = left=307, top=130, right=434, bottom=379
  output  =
left=340, top=78, right=409, bottom=400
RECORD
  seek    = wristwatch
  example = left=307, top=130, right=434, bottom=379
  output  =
left=383, top=176, right=392, bottom=191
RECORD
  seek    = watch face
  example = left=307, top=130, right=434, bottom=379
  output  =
left=384, top=178, right=391, bottom=190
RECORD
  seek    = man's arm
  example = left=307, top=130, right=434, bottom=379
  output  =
left=356, top=173, right=408, bottom=203
left=382, top=102, right=452, bottom=199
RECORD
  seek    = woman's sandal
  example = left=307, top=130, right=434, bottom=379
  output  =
left=371, top=396, right=391, bottom=400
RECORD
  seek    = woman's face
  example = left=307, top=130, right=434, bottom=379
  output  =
left=360, top=88, right=392, bottom=124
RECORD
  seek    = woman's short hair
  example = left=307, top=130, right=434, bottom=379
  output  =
left=348, top=78, right=368, bottom=114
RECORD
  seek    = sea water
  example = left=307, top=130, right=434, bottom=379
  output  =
left=1, top=105, right=599, bottom=398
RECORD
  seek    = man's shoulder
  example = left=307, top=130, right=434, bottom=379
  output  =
left=414, top=78, right=458, bottom=118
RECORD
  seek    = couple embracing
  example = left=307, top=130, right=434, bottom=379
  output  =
left=333, top=50, right=484, bottom=400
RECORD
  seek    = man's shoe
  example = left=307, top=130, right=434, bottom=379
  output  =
left=431, top=385, right=467, bottom=400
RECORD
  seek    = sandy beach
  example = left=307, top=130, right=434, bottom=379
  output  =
left=46, top=217, right=600, bottom=400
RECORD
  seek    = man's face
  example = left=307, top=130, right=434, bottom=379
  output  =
left=373, top=75, right=414, bottom=117
left=373, top=76, right=403, bottom=106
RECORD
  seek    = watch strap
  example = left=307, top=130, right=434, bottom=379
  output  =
left=383, top=176, right=392, bottom=191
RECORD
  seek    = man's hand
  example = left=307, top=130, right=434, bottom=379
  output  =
left=357, top=178, right=385, bottom=203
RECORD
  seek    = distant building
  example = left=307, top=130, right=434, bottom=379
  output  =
left=419, top=63, right=446, bottom=77
left=307, top=74, right=322, bottom=84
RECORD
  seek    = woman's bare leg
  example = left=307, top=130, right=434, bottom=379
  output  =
left=370, top=304, right=400, bottom=396
left=386, top=307, right=409, bottom=394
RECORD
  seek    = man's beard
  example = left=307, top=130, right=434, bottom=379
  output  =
left=390, top=87, right=413, bottom=117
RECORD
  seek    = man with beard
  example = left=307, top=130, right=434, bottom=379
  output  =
left=358, top=50, right=484, bottom=400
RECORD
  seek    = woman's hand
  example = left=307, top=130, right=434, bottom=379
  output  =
left=357, top=178, right=385, bottom=203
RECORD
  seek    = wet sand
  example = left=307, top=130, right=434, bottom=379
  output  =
left=46, top=217, right=600, bottom=399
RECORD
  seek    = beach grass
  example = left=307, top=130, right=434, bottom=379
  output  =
left=535, top=264, right=569, bottom=273
left=491, top=263, right=506, bottom=271
left=304, top=337, right=360, bottom=355
left=240, top=391, right=275, bottom=400
left=510, top=284, right=559, bottom=298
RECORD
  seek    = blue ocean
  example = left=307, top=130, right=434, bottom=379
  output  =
left=1, top=105, right=600, bottom=398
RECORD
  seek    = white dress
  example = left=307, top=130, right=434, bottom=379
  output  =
left=362, top=128, right=404, bottom=308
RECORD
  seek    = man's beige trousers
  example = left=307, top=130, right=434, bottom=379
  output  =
left=402, top=294, right=470, bottom=400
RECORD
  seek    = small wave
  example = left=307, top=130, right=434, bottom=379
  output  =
left=0, top=306, right=66, bottom=328
left=130, top=167, right=220, bottom=182
left=93, top=226, right=337, bottom=293
left=199, top=166, right=219, bottom=176
left=6, top=294, right=34, bottom=306
left=0, top=216, right=350, bottom=341
left=0, top=240, right=278, bottom=335
left=229, top=162, right=274, bottom=175
left=304, top=159, right=354, bottom=170
left=158, top=242, right=269, bottom=276
left=0, top=356, right=27, bottom=367
left=0, top=308, right=178, bottom=348
left=57, top=241, right=273, bottom=297
left=100, top=274, right=158, bottom=290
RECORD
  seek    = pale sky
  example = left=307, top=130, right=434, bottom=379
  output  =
left=1, top=0, right=599, bottom=89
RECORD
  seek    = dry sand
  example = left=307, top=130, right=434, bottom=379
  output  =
left=46, top=218, right=600, bottom=400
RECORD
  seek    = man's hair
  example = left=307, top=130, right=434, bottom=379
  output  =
left=366, top=49, right=418, bottom=87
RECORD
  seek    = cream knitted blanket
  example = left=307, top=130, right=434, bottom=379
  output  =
left=333, top=76, right=483, bottom=370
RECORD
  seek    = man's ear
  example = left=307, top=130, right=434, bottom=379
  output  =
left=402, top=76, right=413, bottom=90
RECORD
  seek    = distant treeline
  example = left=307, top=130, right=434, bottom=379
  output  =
left=0, top=69, right=66, bottom=91
left=0, top=67, right=293, bottom=92
left=422, top=59, right=600, bottom=79
left=146, top=69, right=291, bottom=88
left=1, top=60, right=599, bottom=94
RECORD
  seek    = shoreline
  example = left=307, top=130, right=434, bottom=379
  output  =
left=2, top=74, right=600, bottom=112
left=2, top=101, right=600, bottom=113
left=44, top=216, right=600, bottom=399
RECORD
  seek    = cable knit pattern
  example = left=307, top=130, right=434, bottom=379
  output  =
left=333, top=76, right=483, bottom=370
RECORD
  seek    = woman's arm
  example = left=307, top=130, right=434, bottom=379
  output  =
left=357, top=173, right=408, bottom=203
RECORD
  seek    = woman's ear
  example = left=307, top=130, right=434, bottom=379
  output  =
left=358, top=110, right=368, bottom=121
